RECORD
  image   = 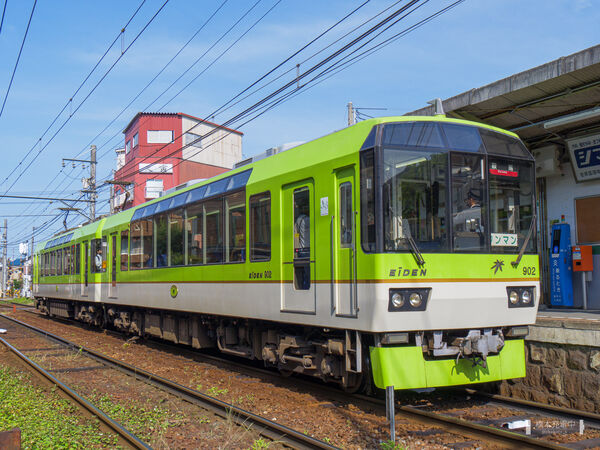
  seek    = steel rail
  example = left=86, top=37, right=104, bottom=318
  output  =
left=6, top=310, right=573, bottom=448
left=381, top=399, right=567, bottom=450
left=0, top=314, right=335, bottom=450
left=0, top=336, right=150, bottom=449
left=464, top=388, right=600, bottom=427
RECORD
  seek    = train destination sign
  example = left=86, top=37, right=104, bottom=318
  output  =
left=491, top=233, right=518, bottom=247
left=567, top=133, right=600, bottom=182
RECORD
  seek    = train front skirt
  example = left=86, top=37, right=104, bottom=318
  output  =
left=370, top=339, right=525, bottom=390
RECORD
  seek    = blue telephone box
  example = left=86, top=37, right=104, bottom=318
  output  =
left=549, top=223, right=574, bottom=307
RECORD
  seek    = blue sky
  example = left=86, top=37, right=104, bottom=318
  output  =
left=0, top=0, right=598, bottom=254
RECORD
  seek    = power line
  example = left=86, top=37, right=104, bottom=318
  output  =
left=94, top=0, right=271, bottom=163
left=73, top=0, right=229, bottom=162
left=0, top=0, right=7, bottom=35
left=123, top=0, right=465, bottom=191
left=37, top=0, right=361, bottom=208
left=0, top=0, right=170, bottom=200
left=115, top=0, right=425, bottom=183
left=0, top=0, right=148, bottom=190
left=0, top=0, right=37, bottom=119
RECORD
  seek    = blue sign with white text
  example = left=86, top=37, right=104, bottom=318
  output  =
left=573, top=145, right=600, bottom=169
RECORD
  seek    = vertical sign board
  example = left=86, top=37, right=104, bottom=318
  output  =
left=567, top=134, right=600, bottom=182
left=549, top=223, right=574, bottom=307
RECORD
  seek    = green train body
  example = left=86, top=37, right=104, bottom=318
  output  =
left=33, top=116, right=538, bottom=391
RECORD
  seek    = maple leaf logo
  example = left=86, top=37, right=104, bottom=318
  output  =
left=491, top=259, right=504, bottom=274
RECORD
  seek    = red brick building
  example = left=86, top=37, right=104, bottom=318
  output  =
left=113, top=112, right=243, bottom=210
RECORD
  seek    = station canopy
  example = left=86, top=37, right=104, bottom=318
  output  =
left=407, top=45, right=600, bottom=150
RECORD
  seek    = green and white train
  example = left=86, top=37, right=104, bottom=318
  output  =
left=33, top=116, right=539, bottom=392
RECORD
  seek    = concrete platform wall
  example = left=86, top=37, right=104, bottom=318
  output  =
left=498, top=315, right=600, bottom=412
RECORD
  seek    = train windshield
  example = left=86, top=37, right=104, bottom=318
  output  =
left=362, top=122, right=536, bottom=254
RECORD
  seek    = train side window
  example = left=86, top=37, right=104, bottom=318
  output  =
left=340, top=182, right=353, bottom=247
left=62, top=248, right=67, bottom=275
left=130, top=222, right=142, bottom=269
left=155, top=214, right=168, bottom=267
left=250, top=192, right=271, bottom=261
left=84, top=241, right=89, bottom=286
left=141, top=219, right=154, bottom=268
left=68, top=247, right=73, bottom=275
left=63, top=248, right=68, bottom=275
left=360, top=150, right=376, bottom=252
left=91, top=238, right=107, bottom=273
left=169, top=209, right=184, bottom=266
left=75, top=244, right=80, bottom=275
left=205, top=198, right=223, bottom=264
left=186, top=203, right=204, bottom=265
left=293, top=187, right=310, bottom=290
left=293, top=187, right=310, bottom=258
left=70, top=247, right=74, bottom=275
left=70, top=247, right=74, bottom=274
left=120, top=230, right=129, bottom=271
left=225, top=191, right=245, bottom=262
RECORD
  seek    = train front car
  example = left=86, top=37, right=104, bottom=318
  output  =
left=361, top=118, right=538, bottom=390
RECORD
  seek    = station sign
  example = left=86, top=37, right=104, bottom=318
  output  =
left=567, top=133, right=600, bottom=182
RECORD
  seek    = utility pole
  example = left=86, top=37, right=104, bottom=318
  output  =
left=347, top=101, right=355, bottom=127
left=90, top=144, right=97, bottom=222
left=62, top=145, right=97, bottom=223
left=109, top=169, right=115, bottom=215
left=2, top=219, right=6, bottom=298
left=28, top=226, right=34, bottom=298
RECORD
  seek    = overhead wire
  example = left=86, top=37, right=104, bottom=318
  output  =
left=0, top=0, right=148, bottom=190
left=73, top=0, right=229, bottom=162
left=239, top=0, right=467, bottom=126
left=0, top=0, right=171, bottom=200
left=41, top=0, right=365, bottom=204
left=18, top=0, right=462, bottom=238
left=27, top=0, right=267, bottom=211
left=124, top=0, right=466, bottom=190
left=113, top=0, right=425, bottom=183
left=0, top=0, right=7, bottom=35
left=0, top=0, right=37, bottom=119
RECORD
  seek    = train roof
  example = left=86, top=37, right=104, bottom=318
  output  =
left=36, top=115, right=519, bottom=252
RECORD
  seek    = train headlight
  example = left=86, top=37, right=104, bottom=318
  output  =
left=506, top=286, right=536, bottom=308
left=409, top=292, right=422, bottom=307
left=391, top=293, right=404, bottom=308
left=388, top=288, right=430, bottom=311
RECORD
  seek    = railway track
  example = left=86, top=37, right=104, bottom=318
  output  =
left=7, top=308, right=600, bottom=448
left=0, top=334, right=150, bottom=449
left=0, top=313, right=335, bottom=450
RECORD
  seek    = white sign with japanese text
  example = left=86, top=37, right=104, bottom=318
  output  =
left=491, top=233, right=518, bottom=247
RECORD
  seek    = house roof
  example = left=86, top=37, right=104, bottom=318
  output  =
left=123, top=112, right=244, bottom=136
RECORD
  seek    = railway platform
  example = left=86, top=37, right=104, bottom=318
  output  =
left=532, top=307, right=600, bottom=346
left=498, top=307, right=600, bottom=413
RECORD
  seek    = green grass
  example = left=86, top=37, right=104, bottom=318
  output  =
left=0, top=365, right=118, bottom=448
left=1, top=297, right=34, bottom=306
left=88, top=392, right=185, bottom=444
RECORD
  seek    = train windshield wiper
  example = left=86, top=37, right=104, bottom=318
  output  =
left=401, top=219, right=425, bottom=266
left=406, top=235, right=425, bottom=266
left=511, top=212, right=536, bottom=267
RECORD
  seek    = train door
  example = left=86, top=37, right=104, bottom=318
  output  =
left=334, top=167, right=358, bottom=317
left=281, top=180, right=316, bottom=314
left=109, top=233, right=118, bottom=299
left=81, top=241, right=89, bottom=297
